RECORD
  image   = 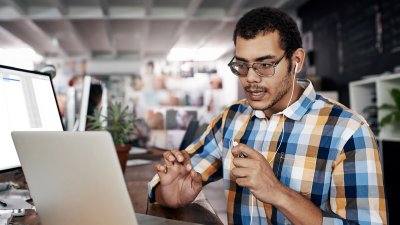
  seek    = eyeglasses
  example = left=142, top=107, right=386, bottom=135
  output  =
left=227, top=53, right=286, bottom=77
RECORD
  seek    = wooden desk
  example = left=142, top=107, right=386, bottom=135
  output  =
left=6, top=162, right=223, bottom=225
left=128, top=146, right=167, bottom=160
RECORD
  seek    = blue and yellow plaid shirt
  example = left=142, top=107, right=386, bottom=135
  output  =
left=149, top=80, right=387, bottom=225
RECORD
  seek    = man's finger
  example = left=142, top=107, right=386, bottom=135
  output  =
left=171, top=149, right=185, bottom=163
left=163, top=151, right=176, bottom=167
left=235, top=177, right=248, bottom=187
left=190, top=170, right=202, bottom=184
left=181, top=151, right=192, bottom=171
left=231, top=167, right=251, bottom=178
left=231, top=143, right=258, bottom=159
left=154, top=163, right=167, bottom=173
left=232, top=157, right=244, bottom=167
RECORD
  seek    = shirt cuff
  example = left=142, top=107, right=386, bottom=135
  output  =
left=321, top=210, right=356, bottom=225
left=147, top=174, right=160, bottom=203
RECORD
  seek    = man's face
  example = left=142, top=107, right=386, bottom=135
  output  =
left=235, top=31, right=293, bottom=114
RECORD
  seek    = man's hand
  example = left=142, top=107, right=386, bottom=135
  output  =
left=232, top=144, right=323, bottom=225
left=231, top=144, right=286, bottom=205
left=153, top=150, right=202, bottom=208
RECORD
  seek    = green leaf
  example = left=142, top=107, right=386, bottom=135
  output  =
left=378, top=88, right=400, bottom=128
left=378, top=104, right=396, bottom=110
left=391, top=88, right=400, bottom=109
left=86, top=107, right=105, bottom=131
left=86, top=101, right=136, bottom=146
left=106, top=101, right=135, bottom=145
left=394, top=111, right=400, bottom=122
left=380, top=113, right=394, bottom=128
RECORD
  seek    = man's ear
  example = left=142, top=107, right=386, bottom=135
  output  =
left=292, top=48, right=306, bottom=74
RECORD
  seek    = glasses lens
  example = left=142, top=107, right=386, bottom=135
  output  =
left=253, top=62, right=274, bottom=77
left=230, top=62, right=248, bottom=76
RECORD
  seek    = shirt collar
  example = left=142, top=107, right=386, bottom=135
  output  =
left=251, top=79, right=316, bottom=121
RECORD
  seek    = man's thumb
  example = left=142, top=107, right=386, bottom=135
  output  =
left=191, top=170, right=202, bottom=183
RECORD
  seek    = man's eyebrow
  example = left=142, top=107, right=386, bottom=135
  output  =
left=235, top=55, right=277, bottom=62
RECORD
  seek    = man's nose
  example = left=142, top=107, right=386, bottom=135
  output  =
left=246, top=67, right=261, bottom=83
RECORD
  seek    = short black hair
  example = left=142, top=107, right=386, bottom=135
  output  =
left=233, top=7, right=302, bottom=60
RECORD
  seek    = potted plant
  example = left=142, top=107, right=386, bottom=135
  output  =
left=378, top=88, right=400, bottom=132
left=87, top=101, right=136, bottom=173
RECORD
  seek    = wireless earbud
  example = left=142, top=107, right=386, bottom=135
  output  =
left=294, top=62, right=299, bottom=74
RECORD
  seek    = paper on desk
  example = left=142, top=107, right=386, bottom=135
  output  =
left=0, top=187, right=33, bottom=210
left=129, top=146, right=148, bottom=154
left=0, top=197, right=33, bottom=210
left=0, top=210, right=13, bottom=225
left=0, top=187, right=30, bottom=200
left=126, top=159, right=152, bottom=167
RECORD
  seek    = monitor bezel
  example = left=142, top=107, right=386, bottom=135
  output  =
left=0, top=64, right=65, bottom=131
left=0, top=64, right=65, bottom=172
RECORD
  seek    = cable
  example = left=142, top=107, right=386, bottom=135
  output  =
left=267, top=70, right=296, bottom=164
left=249, top=194, right=254, bottom=225
left=145, top=196, right=150, bottom=214
left=249, top=67, right=297, bottom=225
left=230, top=67, right=297, bottom=225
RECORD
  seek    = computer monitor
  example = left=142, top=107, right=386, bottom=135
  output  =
left=0, top=65, right=64, bottom=171
left=77, top=75, right=91, bottom=131
left=65, top=75, right=91, bottom=131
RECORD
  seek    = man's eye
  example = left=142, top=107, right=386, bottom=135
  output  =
left=236, top=62, right=247, bottom=68
left=258, top=63, right=272, bottom=68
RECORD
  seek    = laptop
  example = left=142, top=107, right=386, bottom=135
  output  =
left=11, top=131, right=201, bottom=225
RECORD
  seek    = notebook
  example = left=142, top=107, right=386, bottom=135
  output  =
left=11, top=131, right=201, bottom=225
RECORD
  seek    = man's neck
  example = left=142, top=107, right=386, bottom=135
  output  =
left=263, top=83, right=304, bottom=119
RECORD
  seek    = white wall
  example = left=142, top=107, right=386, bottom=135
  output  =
left=216, top=57, right=239, bottom=105
left=87, top=59, right=141, bottom=75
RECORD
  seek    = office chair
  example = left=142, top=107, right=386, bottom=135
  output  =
left=179, top=119, right=199, bottom=150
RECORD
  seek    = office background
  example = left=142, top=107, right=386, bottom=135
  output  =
left=0, top=0, right=399, bottom=224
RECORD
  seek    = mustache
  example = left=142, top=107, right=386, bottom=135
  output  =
left=244, top=85, right=267, bottom=92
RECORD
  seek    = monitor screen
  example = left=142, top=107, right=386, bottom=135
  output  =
left=0, top=65, right=64, bottom=171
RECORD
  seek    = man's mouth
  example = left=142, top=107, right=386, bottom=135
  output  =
left=244, top=86, right=267, bottom=101
left=246, top=90, right=266, bottom=101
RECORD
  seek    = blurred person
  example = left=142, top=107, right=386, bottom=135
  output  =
left=87, top=83, right=103, bottom=118
left=126, top=75, right=146, bottom=118
left=142, top=61, right=157, bottom=91
left=209, top=74, right=223, bottom=89
left=85, top=83, right=103, bottom=129
left=175, top=110, right=195, bottom=130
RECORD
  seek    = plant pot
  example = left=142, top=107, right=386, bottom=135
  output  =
left=115, top=144, right=131, bottom=173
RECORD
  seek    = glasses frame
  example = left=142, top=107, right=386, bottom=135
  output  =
left=228, top=53, right=286, bottom=77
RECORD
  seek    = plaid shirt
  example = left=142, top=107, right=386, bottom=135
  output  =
left=148, top=79, right=387, bottom=225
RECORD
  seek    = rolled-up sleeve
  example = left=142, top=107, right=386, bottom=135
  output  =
left=323, top=124, right=387, bottom=225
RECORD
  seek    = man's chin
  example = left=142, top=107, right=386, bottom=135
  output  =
left=247, top=100, right=271, bottom=111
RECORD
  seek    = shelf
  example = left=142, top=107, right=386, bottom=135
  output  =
left=377, top=136, right=400, bottom=142
left=349, top=73, right=400, bottom=140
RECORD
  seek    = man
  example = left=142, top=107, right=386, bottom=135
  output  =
left=148, top=7, right=387, bottom=225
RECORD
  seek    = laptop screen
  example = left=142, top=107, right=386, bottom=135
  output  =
left=0, top=65, right=64, bottom=171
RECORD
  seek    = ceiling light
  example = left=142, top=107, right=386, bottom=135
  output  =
left=167, top=47, right=226, bottom=62
left=193, top=47, right=225, bottom=61
left=51, top=37, right=59, bottom=47
left=167, top=48, right=196, bottom=61
left=0, top=48, right=43, bottom=70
